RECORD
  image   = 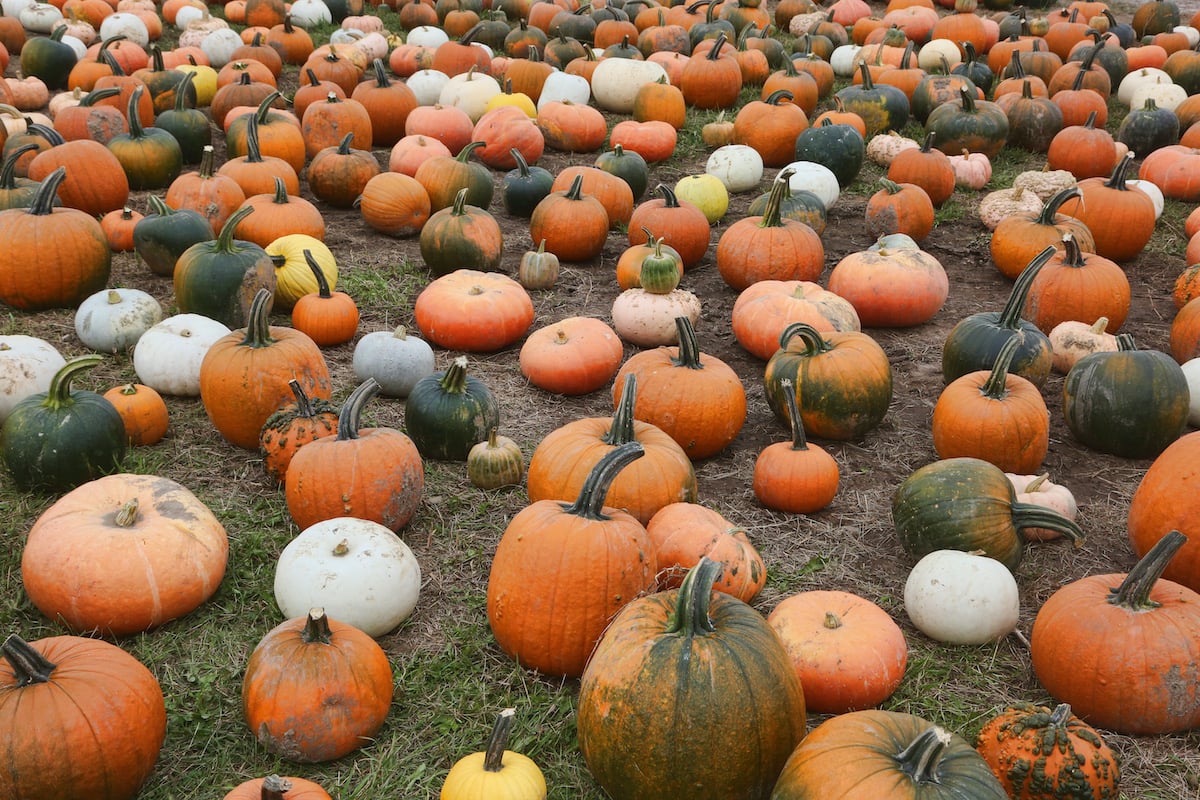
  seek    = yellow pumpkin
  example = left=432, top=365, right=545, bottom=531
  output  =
left=673, top=173, right=729, bottom=223
left=264, top=234, right=337, bottom=310
left=484, top=87, right=537, bottom=119
left=440, top=709, right=546, bottom=800
left=173, top=64, right=219, bottom=107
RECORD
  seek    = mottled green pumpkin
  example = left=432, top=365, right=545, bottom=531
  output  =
left=106, top=85, right=184, bottom=191
left=891, top=457, right=1084, bottom=571
left=577, top=558, right=807, bottom=800
left=942, top=246, right=1054, bottom=387
left=763, top=322, right=892, bottom=440
left=132, top=194, right=215, bottom=278
left=0, top=355, right=125, bottom=491
left=418, top=187, right=504, bottom=276
left=834, top=63, right=909, bottom=135
left=1063, top=333, right=1189, bottom=459
left=405, top=355, right=501, bottom=461
left=926, top=86, right=1009, bottom=158
left=173, top=205, right=277, bottom=328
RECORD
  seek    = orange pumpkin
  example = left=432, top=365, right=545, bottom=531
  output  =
left=102, top=383, right=169, bottom=446
left=519, top=316, right=624, bottom=396
left=413, top=269, right=534, bottom=352
left=645, top=502, right=765, bottom=601
left=752, top=379, right=840, bottom=513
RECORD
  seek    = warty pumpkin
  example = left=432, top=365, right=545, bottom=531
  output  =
left=259, top=378, right=339, bottom=484
left=487, top=441, right=656, bottom=678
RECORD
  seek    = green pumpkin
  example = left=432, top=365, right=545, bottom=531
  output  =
left=1, top=355, right=126, bottom=491
left=834, top=62, right=909, bottom=135
left=419, top=187, right=504, bottom=276
left=1063, top=333, right=1189, bottom=459
left=0, top=144, right=44, bottom=211
left=594, top=143, right=649, bottom=201
left=18, top=26, right=77, bottom=90
left=501, top=148, right=555, bottom=217
left=926, top=86, right=1009, bottom=158
left=405, top=355, right=501, bottom=461
left=793, top=115, right=865, bottom=188
left=911, top=72, right=978, bottom=126
left=173, top=204, right=277, bottom=328
left=153, top=70, right=211, bottom=164
left=132, top=194, right=215, bottom=277
left=941, top=245, right=1055, bottom=387
left=950, top=41, right=994, bottom=94
left=747, top=181, right=827, bottom=235
left=763, top=322, right=893, bottom=440
left=891, top=457, right=1084, bottom=571
left=106, top=85, right=183, bottom=191
left=1116, top=97, right=1179, bottom=157
left=578, top=558, right=807, bottom=800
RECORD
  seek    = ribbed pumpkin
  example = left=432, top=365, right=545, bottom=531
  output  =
left=224, top=775, right=332, bottom=800
left=405, top=355, right=500, bottom=462
left=827, top=242, right=948, bottom=327
left=892, top=457, right=1085, bottom=571
left=105, top=85, right=183, bottom=190
left=173, top=205, right=278, bottom=329
left=577, top=558, right=806, bottom=800
left=1031, top=530, right=1200, bottom=735
left=1023, top=233, right=1130, bottom=334
left=753, top=379, right=840, bottom=514
left=487, top=442, right=656, bottom=679
left=526, top=373, right=697, bottom=526
left=290, top=251, right=359, bottom=348
left=284, top=378, right=425, bottom=532
left=1056, top=152, right=1157, bottom=262
left=989, top=186, right=1094, bottom=280
left=1128, top=431, right=1200, bottom=591
left=199, top=289, right=331, bottom=450
left=413, top=269, right=533, bottom=352
left=419, top=187, right=503, bottom=275
left=518, top=316, right=623, bottom=396
left=529, top=172, right=609, bottom=261
left=611, top=316, right=746, bottom=460
left=763, top=322, right=892, bottom=440
left=716, top=169, right=824, bottom=290
left=439, top=709, right=547, bottom=800
left=1062, top=333, right=1189, bottom=459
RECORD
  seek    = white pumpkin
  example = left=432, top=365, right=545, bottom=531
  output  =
left=829, top=43, right=864, bottom=78
left=904, top=550, right=1020, bottom=645
left=1006, top=473, right=1078, bottom=541
left=1127, top=178, right=1165, bottom=219
left=1048, top=317, right=1119, bottom=374
left=173, top=4, right=206, bottom=29
left=590, top=58, right=667, bottom=114
left=406, top=69, right=450, bottom=106
left=438, top=68, right=501, bottom=122
left=59, top=32, right=88, bottom=60
left=0, top=335, right=65, bottom=423
left=19, top=2, right=63, bottom=33
left=199, top=27, right=243, bottom=68
left=1129, top=82, right=1187, bottom=113
left=1116, top=67, right=1171, bottom=107
left=274, top=517, right=422, bottom=637
left=706, top=145, right=763, bottom=194
left=288, top=0, right=333, bottom=27
left=783, top=160, right=840, bottom=209
left=1174, top=24, right=1200, bottom=47
left=917, top=38, right=962, bottom=71
left=611, top=288, right=702, bottom=347
left=133, top=314, right=231, bottom=397
left=406, top=25, right=449, bottom=48
left=1, top=0, right=34, bottom=18
left=537, top=70, right=591, bottom=110
left=1182, top=357, right=1200, bottom=426
left=329, top=27, right=362, bottom=46
left=74, top=288, right=163, bottom=354
left=97, top=11, right=148, bottom=45
left=352, top=326, right=436, bottom=397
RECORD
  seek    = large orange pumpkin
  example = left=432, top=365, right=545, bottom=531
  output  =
left=413, top=269, right=534, bottom=352
left=1127, top=431, right=1200, bottom=592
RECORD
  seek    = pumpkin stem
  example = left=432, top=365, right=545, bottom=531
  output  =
left=336, top=378, right=381, bottom=441
left=439, top=355, right=471, bottom=394
left=1036, top=186, right=1082, bottom=225
left=778, top=321, right=832, bottom=355
left=287, top=378, right=317, bottom=418
left=260, top=775, right=293, bottom=800
left=239, top=289, right=276, bottom=348
left=482, top=707, right=517, bottom=773
left=449, top=186, right=470, bottom=216
left=0, top=634, right=57, bottom=686
left=1107, top=530, right=1187, bottom=610
left=41, top=354, right=104, bottom=412
left=670, top=317, right=704, bottom=370
left=823, top=611, right=842, bottom=629
left=603, top=373, right=639, bottom=446
left=999, top=246, right=1057, bottom=329
left=125, top=84, right=146, bottom=139
left=300, top=608, right=333, bottom=644
left=303, top=249, right=334, bottom=299
left=1023, top=473, right=1049, bottom=493
left=215, top=204, right=255, bottom=253
left=26, top=165, right=68, bottom=217
left=173, top=69, right=197, bottom=112
left=1104, top=151, right=1135, bottom=191
left=198, top=144, right=217, bottom=178
left=896, top=727, right=953, bottom=785
left=980, top=333, right=1022, bottom=400
left=758, top=168, right=794, bottom=229
left=113, top=498, right=140, bottom=527
left=0, top=143, right=38, bottom=190
left=665, top=557, right=722, bottom=638
left=780, top=379, right=810, bottom=451
left=654, top=182, right=683, bottom=208
left=1011, top=503, right=1085, bottom=547
left=563, top=440, right=645, bottom=521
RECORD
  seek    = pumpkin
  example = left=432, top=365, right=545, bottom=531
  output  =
left=612, top=316, right=746, bottom=460
left=501, top=149, right=554, bottom=218
left=519, top=316, right=623, bottom=396
left=357, top=171, right=431, bottom=237
left=0, top=166, right=109, bottom=311
left=835, top=61, right=909, bottom=135
left=753, top=379, right=840, bottom=513
left=628, top=183, right=712, bottom=270
left=289, top=250, right=357, bottom=347
left=942, top=246, right=1056, bottom=388
left=611, top=287, right=703, bottom=348
left=975, top=703, right=1120, bottom=800
left=864, top=179, right=934, bottom=241
left=732, top=280, right=860, bottom=361
left=223, top=775, right=332, bottom=800
left=1, top=355, right=125, bottom=491
left=22, top=472, right=228, bottom=635
left=989, top=186, right=1094, bottom=281
left=305, top=132, right=380, bottom=209
left=487, top=442, right=656, bottom=678
left=440, top=709, right=547, bottom=800
left=132, top=313, right=231, bottom=397
left=413, top=269, right=533, bottom=353
left=74, top=287, right=161, bottom=355
left=1023, top=233, right=1130, bottom=336
left=274, top=516, right=421, bottom=637
left=352, top=326, right=435, bottom=398
left=767, top=589, right=906, bottom=714
left=199, top=289, right=331, bottom=450
left=1031, top=530, right=1200, bottom=734
left=0, top=633, right=167, bottom=800
left=771, top=710, right=1007, bottom=799
left=0, top=336, right=65, bottom=424
left=242, top=608, right=393, bottom=762
left=102, top=383, right=168, bottom=446
left=466, top=428, right=524, bottom=490
left=526, top=373, right=697, bottom=526
left=577, top=558, right=806, bottom=800
left=886, top=130, right=955, bottom=206
left=105, top=85, right=182, bottom=190
left=173, top=206, right=277, bottom=329
left=528, top=172, right=609, bottom=262
left=1056, top=152, right=1157, bottom=262
left=926, top=86, right=1009, bottom=158
left=132, top=194, right=215, bottom=277
left=1063, top=333, right=1189, bottom=459
left=828, top=241, right=948, bottom=327
left=26, top=128, right=129, bottom=216
left=892, top=457, right=1085, bottom=571
left=644, top=502, right=764, bottom=602
left=164, top=145, right=246, bottom=236
left=259, top=378, right=339, bottom=483
left=285, top=378, right=425, bottom=532
left=405, top=355, right=500, bottom=462
left=419, top=186, right=503, bottom=276
left=763, top=322, right=893, bottom=440
left=904, top=549, right=1020, bottom=644
left=932, top=335, right=1050, bottom=474
left=716, top=168, right=824, bottom=290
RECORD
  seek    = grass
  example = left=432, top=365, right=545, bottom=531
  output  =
left=4, top=5, right=1200, bottom=799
